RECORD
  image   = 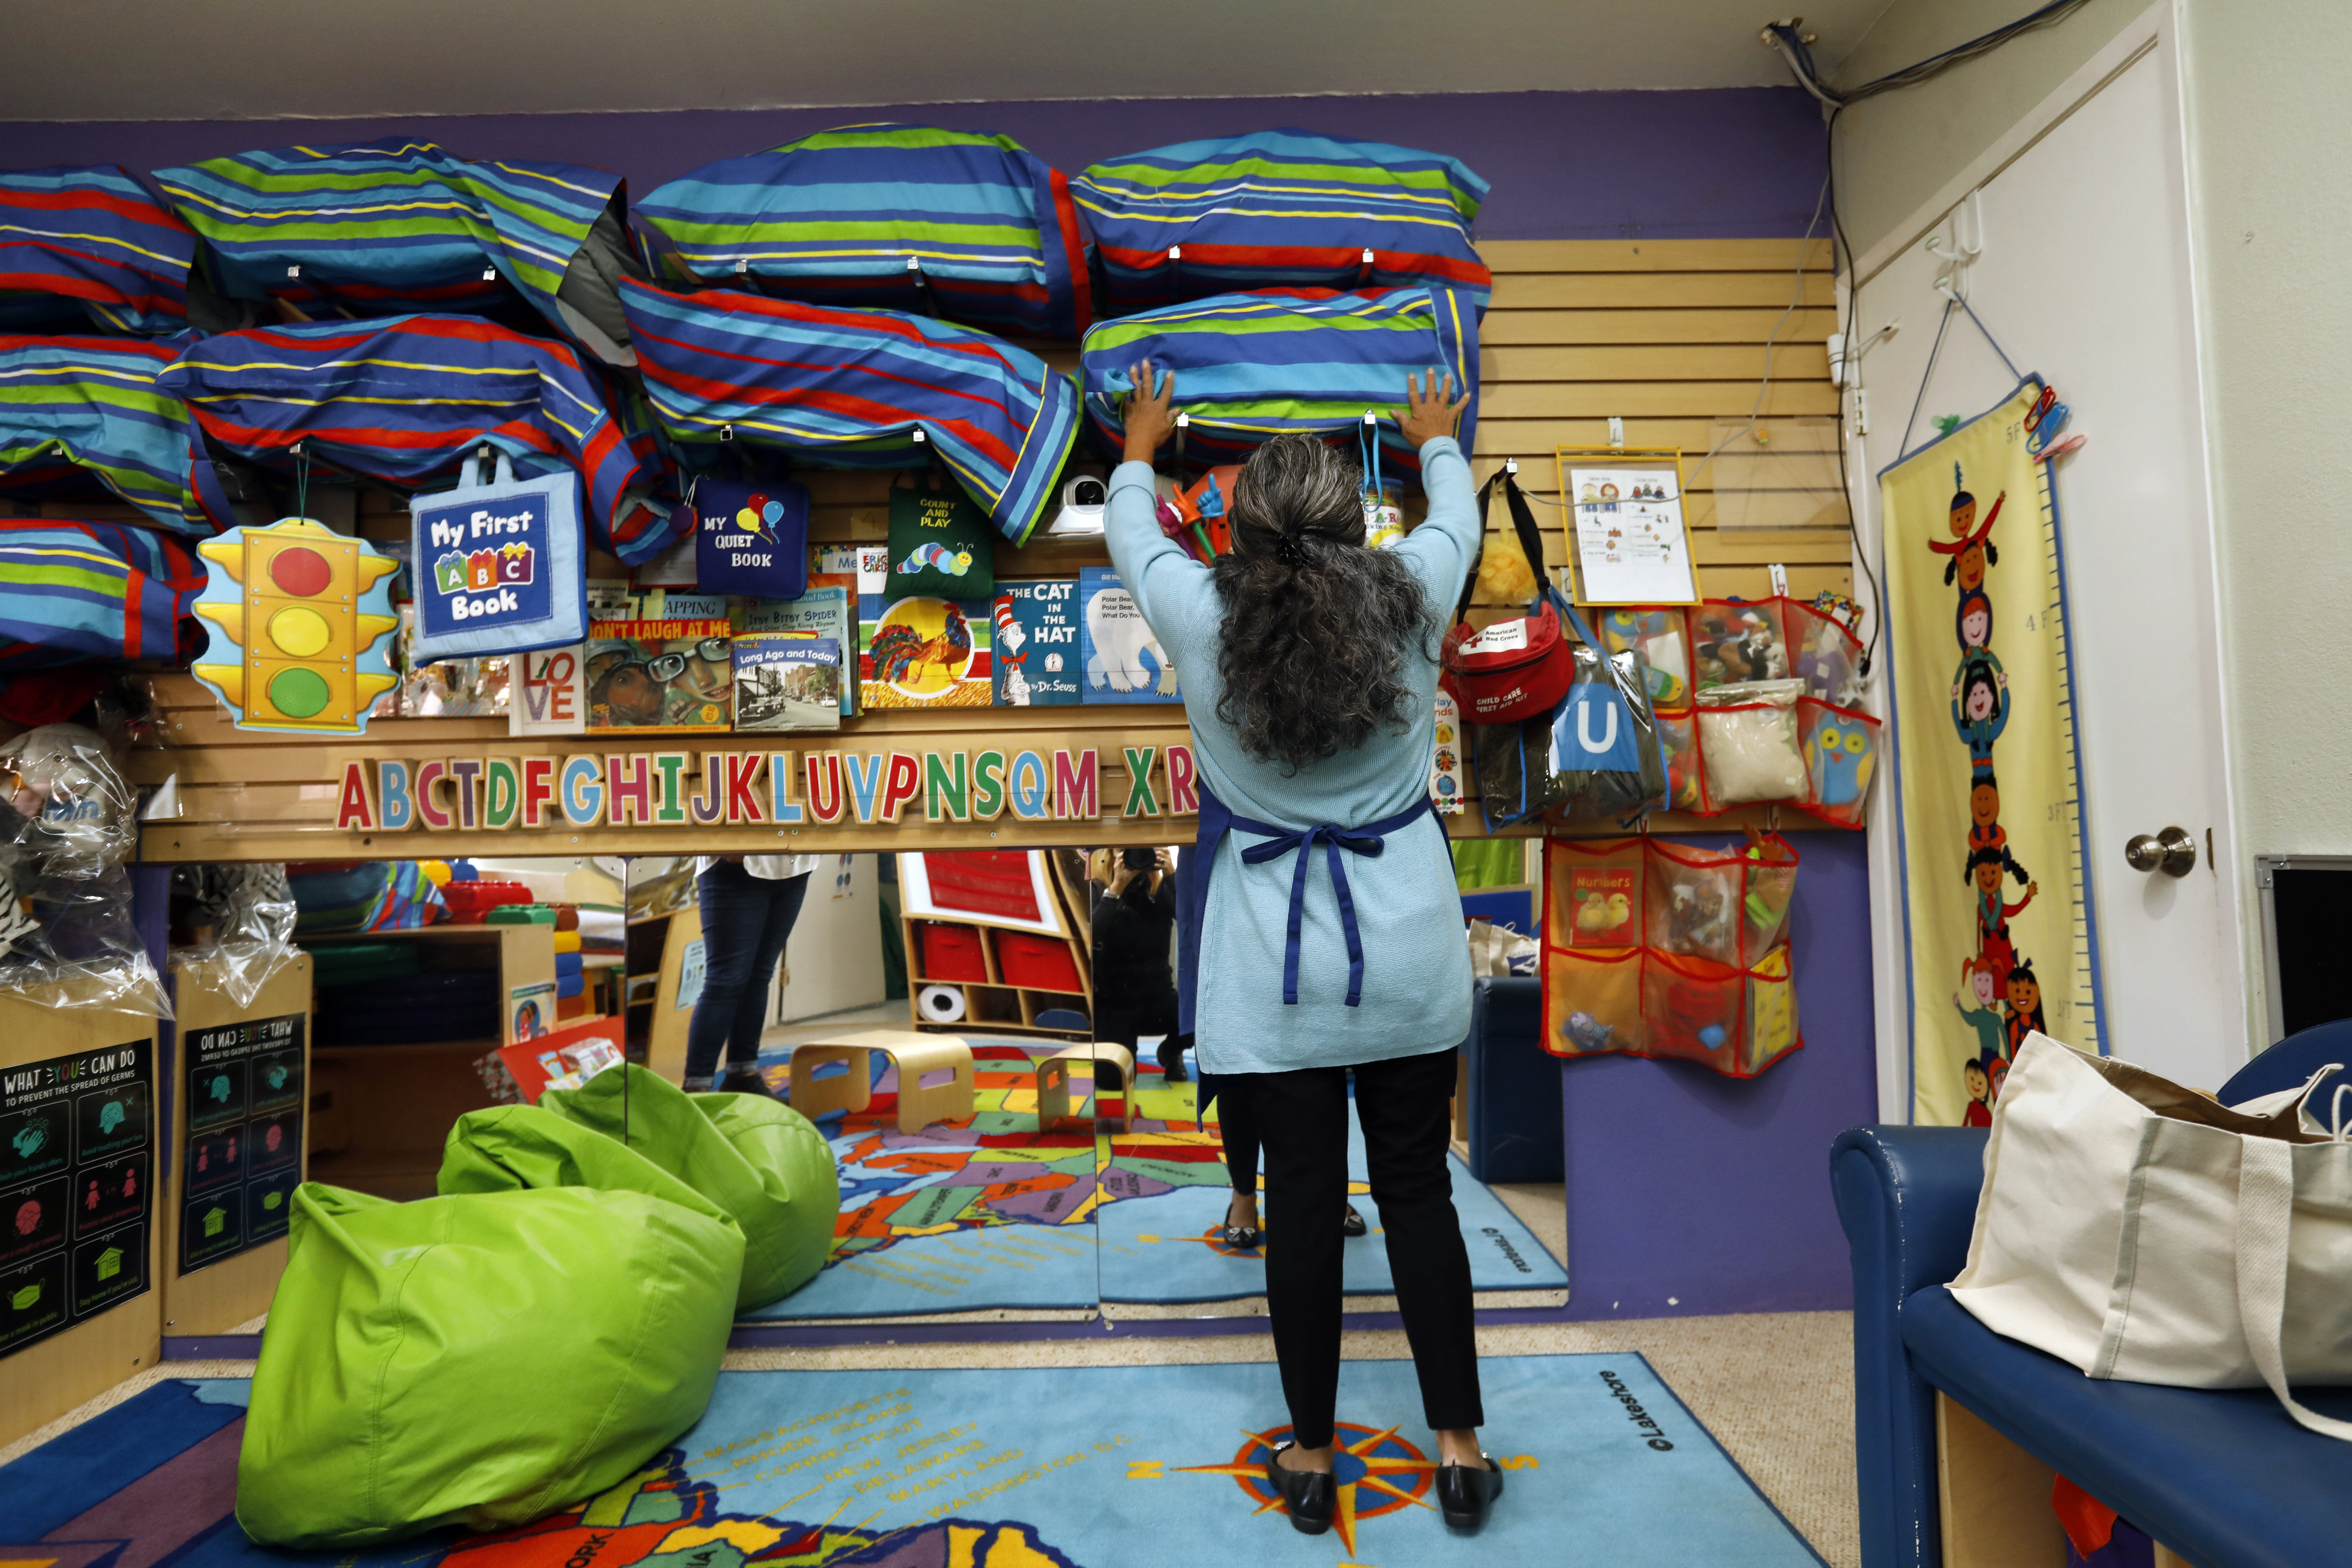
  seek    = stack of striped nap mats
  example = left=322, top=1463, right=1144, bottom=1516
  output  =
left=0, top=124, right=1487, bottom=685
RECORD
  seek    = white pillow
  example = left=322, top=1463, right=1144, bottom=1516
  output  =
left=1696, top=679, right=1806, bottom=805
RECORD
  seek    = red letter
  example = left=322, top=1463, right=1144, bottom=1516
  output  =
left=520, top=757, right=556, bottom=828
left=414, top=760, right=451, bottom=831
left=725, top=752, right=765, bottom=825
left=606, top=753, right=652, bottom=826
left=804, top=751, right=845, bottom=824
left=335, top=760, right=375, bottom=831
left=1053, top=749, right=1099, bottom=820
left=1166, top=743, right=1199, bottom=816
left=879, top=751, right=923, bottom=823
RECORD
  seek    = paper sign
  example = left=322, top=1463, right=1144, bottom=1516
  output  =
left=1567, top=466, right=1698, bottom=604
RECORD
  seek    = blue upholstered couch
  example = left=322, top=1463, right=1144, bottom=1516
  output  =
left=1832, top=1123, right=2352, bottom=1568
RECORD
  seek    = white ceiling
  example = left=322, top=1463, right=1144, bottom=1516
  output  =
left=6, top=0, right=1890, bottom=121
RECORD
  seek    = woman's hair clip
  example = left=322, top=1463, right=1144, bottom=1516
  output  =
left=1272, top=532, right=1308, bottom=568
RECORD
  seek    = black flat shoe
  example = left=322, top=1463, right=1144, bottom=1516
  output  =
left=1263, top=1441, right=1334, bottom=1535
left=1156, top=1038, right=1189, bottom=1083
left=1220, top=1222, right=1261, bottom=1249
left=1436, top=1453, right=1504, bottom=1534
left=1341, top=1203, right=1367, bottom=1238
left=715, top=1069, right=779, bottom=1098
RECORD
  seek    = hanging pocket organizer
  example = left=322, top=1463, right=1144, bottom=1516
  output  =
left=409, top=451, right=589, bottom=662
left=0, top=334, right=224, bottom=533
left=1078, top=283, right=1479, bottom=486
left=153, top=139, right=632, bottom=362
left=1073, top=129, right=1492, bottom=318
left=0, top=166, right=195, bottom=336
left=158, top=315, right=657, bottom=561
left=633, top=124, right=1092, bottom=340
left=1594, top=597, right=1876, bottom=824
left=1541, top=833, right=1804, bottom=1079
left=618, top=278, right=1079, bottom=547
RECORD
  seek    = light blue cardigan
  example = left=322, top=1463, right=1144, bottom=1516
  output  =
left=1105, top=436, right=1481, bottom=1075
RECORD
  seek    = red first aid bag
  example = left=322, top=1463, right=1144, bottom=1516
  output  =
left=1441, top=470, right=1574, bottom=723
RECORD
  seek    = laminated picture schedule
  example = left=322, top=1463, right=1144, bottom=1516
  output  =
left=0, top=1041, right=153, bottom=1358
left=180, top=1011, right=304, bottom=1275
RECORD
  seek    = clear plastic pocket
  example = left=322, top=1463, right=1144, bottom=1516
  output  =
left=1547, top=946, right=1645, bottom=1057
left=1642, top=948, right=1746, bottom=1074
left=1797, top=697, right=1882, bottom=827
left=1549, top=837, right=1646, bottom=948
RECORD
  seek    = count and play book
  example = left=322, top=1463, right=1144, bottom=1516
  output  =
left=990, top=579, right=1081, bottom=706
left=1078, top=567, right=1178, bottom=703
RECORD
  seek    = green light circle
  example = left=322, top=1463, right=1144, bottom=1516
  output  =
left=268, top=666, right=333, bottom=719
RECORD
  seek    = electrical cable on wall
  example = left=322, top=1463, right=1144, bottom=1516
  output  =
left=1752, top=0, right=2098, bottom=677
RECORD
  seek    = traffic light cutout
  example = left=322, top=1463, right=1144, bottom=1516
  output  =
left=193, top=518, right=400, bottom=733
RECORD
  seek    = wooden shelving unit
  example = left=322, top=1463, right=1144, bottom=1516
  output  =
left=302, top=923, right=553, bottom=1200
left=902, top=852, right=1092, bottom=1040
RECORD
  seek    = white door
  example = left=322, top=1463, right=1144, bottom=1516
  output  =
left=1848, top=7, right=2246, bottom=1109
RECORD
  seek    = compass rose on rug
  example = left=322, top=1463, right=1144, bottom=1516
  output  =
left=1177, top=1421, right=1437, bottom=1555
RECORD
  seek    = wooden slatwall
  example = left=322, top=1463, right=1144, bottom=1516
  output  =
left=130, top=237, right=1846, bottom=861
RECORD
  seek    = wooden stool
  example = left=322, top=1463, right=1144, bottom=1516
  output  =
left=790, top=1029, right=975, bottom=1134
left=1036, top=1042, right=1135, bottom=1132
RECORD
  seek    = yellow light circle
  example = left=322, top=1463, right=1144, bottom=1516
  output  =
left=268, top=604, right=332, bottom=657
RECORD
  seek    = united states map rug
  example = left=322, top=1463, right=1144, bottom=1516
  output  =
left=740, top=1042, right=1101, bottom=1322
left=1098, top=1079, right=1569, bottom=1313
left=0, top=1356, right=1826, bottom=1568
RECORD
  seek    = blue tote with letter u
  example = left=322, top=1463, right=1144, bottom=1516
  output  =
left=410, top=452, right=588, bottom=661
left=1553, top=680, right=1643, bottom=775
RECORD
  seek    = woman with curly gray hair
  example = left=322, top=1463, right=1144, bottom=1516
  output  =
left=1105, top=362, right=1501, bottom=1537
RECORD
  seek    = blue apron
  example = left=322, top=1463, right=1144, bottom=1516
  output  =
left=1182, top=775, right=1433, bottom=1123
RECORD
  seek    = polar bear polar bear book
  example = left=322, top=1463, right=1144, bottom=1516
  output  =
left=1078, top=567, right=1178, bottom=701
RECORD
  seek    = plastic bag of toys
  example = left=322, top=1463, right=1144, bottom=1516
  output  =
left=0, top=722, right=169, bottom=1017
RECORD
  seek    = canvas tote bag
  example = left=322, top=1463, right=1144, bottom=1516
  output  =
left=1949, top=1032, right=2352, bottom=1438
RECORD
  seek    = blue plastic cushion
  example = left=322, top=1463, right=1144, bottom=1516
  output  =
left=2219, top=1018, right=2352, bottom=1109
left=1903, top=1285, right=2352, bottom=1568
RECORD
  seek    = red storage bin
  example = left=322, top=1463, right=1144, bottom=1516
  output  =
left=916, top=921, right=989, bottom=983
left=441, top=879, right=531, bottom=924
left=993, top=930, right=1083, bottom=993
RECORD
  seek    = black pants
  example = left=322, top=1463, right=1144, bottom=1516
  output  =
left=1229, top=1047, right=1483, bottom=1447
left=687, top=863, right=810, bottom=1080
left=1216, top=1077, right=1260, bottom=1196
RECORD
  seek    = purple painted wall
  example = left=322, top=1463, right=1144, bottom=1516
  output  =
left=0, top=88, right=1827, bottom=244
left=1561, top=830, right=1877, bottom=1318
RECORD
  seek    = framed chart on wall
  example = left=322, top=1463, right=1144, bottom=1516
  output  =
left=1555, top=448, right=1701, bottom=607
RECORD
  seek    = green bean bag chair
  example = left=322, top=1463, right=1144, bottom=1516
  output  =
left=539, top=1065, right=840, bottom=1308
left=440, top=1098, right=737, bottom=1233
left=236, top=1182, right=739, bottom=1548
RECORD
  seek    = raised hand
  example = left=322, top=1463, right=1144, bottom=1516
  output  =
left=1400, top=368, right=1470, bottom=448
left=1124, top=358, right=1177, bottom=464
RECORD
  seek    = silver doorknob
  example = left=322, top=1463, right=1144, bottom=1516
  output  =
left=2124, top=826, right=2196, bottom=877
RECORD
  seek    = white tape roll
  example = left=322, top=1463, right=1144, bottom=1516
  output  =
left=917, top=984, right=967, bottom=1023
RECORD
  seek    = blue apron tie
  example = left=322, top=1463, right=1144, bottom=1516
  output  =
left=1192, top=778, right=1432, bottom=1010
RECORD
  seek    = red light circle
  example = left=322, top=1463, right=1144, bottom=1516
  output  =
left=268, top=546, right=332, bottom=597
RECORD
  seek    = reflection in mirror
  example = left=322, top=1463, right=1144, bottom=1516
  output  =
left=630, top=848, right=1121, bottom=1328
left=301, top=853, right=623, bottom=1201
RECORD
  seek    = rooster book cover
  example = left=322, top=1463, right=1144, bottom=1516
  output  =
left=989, top=580, right=1081, bottom=707
left=859, top=583, right=993, bottom=710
